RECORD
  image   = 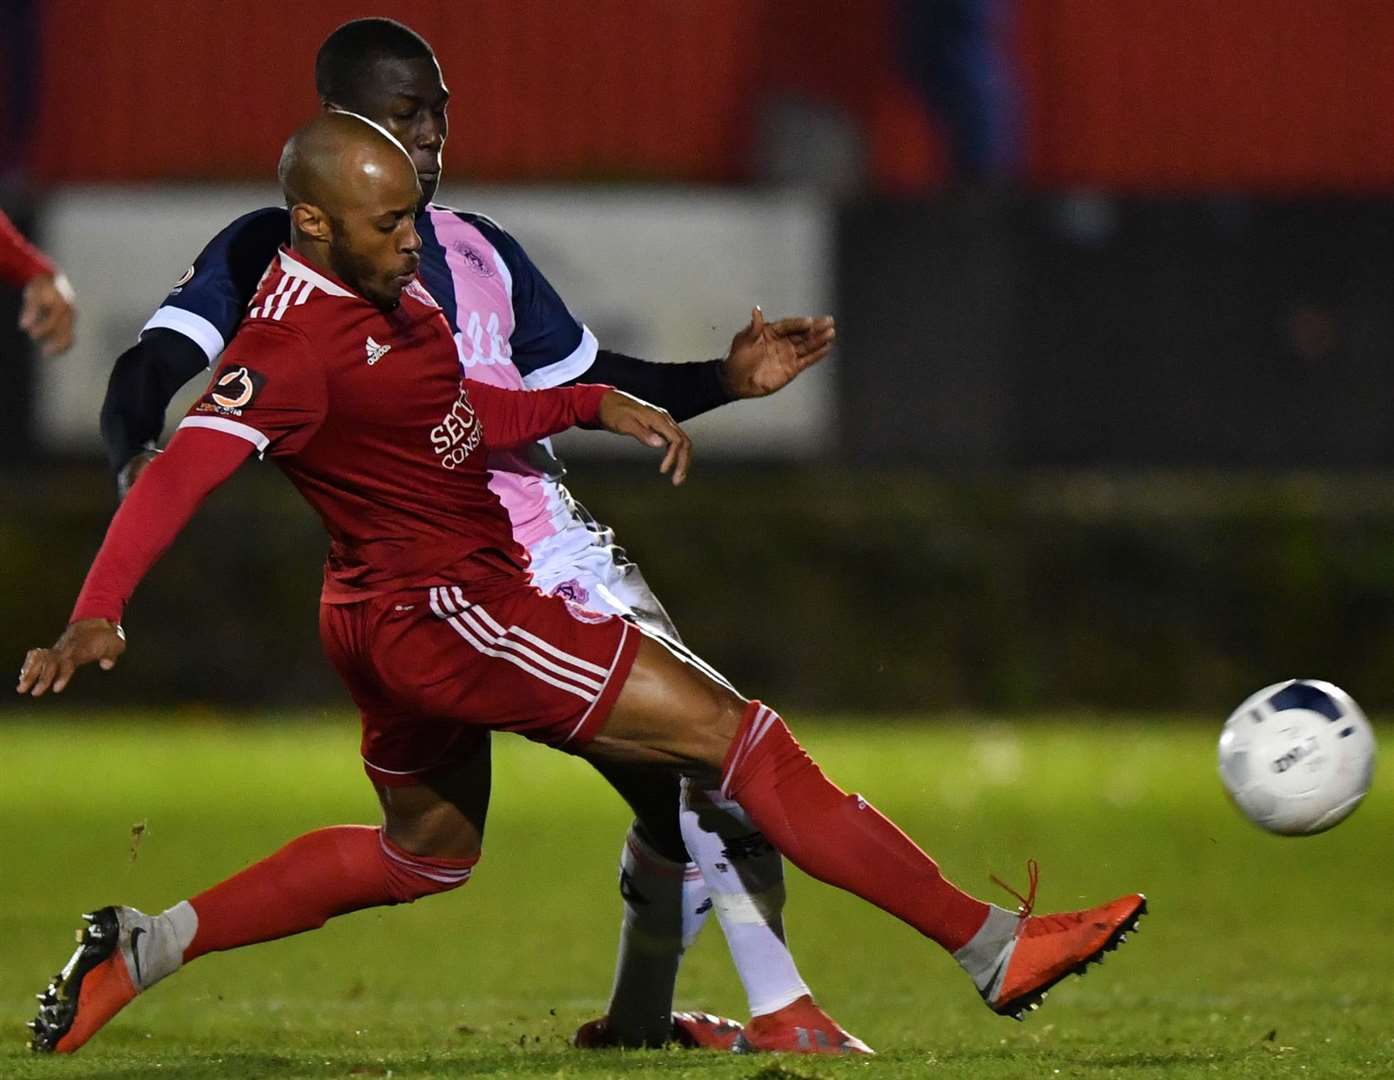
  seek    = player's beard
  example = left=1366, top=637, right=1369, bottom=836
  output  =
left=328, top=229, right=399, bottom=310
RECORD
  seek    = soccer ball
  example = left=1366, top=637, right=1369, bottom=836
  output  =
left=1218, top=679, right=1376, bottom=836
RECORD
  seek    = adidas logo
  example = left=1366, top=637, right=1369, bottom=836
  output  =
left=366, top=337, right=391, bottom=366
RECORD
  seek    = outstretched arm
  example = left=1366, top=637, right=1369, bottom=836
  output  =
left=564, top=308, right=836, bottom=422
left=100, top=329, right=211, bottom=491
left=17, top=426, right=253, bottom=696
left=466, top=380, right=691, bottom=485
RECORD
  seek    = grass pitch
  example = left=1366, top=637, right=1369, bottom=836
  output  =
left=2, top=713, right=1390, bottom=1079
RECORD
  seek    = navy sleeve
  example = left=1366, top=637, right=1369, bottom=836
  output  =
left=567, top=350, right=733, bottom=422
left=140, top=207, right=290, bottom=364
left=100, top=328, right=211, bottom=475
left=465, top=214, right=597, bottom=389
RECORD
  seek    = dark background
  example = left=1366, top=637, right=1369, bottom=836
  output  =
left=6, top=2, right=1394, bottom=715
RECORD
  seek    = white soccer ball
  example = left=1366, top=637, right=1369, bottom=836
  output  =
left=1218, top=679, right=1376, bottom=836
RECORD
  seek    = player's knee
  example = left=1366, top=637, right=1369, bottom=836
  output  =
left=378, top=829, right=479, bottom=903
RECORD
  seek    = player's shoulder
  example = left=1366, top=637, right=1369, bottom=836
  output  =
left=426, top=202, right=507, bottom=234
left=426, top=202, right=519, bottom=251
left=245, top=249, right=360, bottom=330
left=199, top=206, right=291, bottom=263
left=222, top=205, right=291, bottom=234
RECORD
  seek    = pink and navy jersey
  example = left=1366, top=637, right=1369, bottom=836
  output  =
left=175, top=246, right=608, bottom=602
left=142, top=204, right=598, bottom=548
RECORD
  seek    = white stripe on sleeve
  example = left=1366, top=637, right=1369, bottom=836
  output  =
left=520, top=325, right=599, bottom=390
left=176, top=415, right=270, bottom=452
left=140, top=306, right=227, bottom=366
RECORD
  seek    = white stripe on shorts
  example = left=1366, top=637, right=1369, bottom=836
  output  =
left=559, top=620, right=634, bottom=747
left=455, top=606, right=604, bottom=692
left=435, top=587, right=604, bottom=687
left=429, top=587, right=599, bottom=701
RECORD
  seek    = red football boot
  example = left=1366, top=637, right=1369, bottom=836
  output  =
left=30, top=908, right=141, bottom=1053
left=733, top=995, right=873, bottom=1055
left=972, top=862, right=1147, bottom=1020
left=573, top=1010, right=744, bottom=1050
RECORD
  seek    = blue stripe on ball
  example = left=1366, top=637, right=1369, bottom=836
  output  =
left=1269, top=682, right=1343, bottom=721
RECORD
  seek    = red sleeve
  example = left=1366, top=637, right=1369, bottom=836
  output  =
left=464, top=379, right=610, bottom=450
left=70, top=427, right=253, bottom=623
left=179, top=318, right=326, bottom=458
left=0, top=209, right=55, bottom=288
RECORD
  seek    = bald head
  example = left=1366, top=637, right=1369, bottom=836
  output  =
left=278, top=111, right=418, bottom=217
left=278, top=112, right=423, bottom=309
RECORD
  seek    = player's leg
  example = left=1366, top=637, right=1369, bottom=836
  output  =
left=644, top=632, right=866, bottom=1052
left=529, top=525, right=725, bottom=1047
left=29, top=742, right=488, bottom=1054
left=572, top=761, right=724, bottom=1048
left=587, top=634, right=1146, bottom=1020
left=537, top=520, right=849, bottom=1049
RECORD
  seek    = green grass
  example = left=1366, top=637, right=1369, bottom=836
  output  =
left=2, top=713, right=1391, bottom=1079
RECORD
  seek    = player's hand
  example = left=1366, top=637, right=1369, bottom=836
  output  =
left=597, top=390, right=691, bottom=485
left=17, top=620, right=126, bottom=697
left=117, top=450, right=160, bottom=501
left=18, top=272, right=77, bottom=358
left=719, top=306, right=835, bottom=399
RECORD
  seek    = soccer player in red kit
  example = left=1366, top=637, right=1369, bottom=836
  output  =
left=0, top=208, right=76, bottom=358
left=20, top=114, right=1146, bottom=1056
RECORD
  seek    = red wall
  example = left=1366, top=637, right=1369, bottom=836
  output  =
left=29, top=0, right=1394, bottom=192
left=1019, top=0, right=1394, bottom=191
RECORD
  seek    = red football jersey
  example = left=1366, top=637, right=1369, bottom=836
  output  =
left=177, top=247, right=609, bottom=601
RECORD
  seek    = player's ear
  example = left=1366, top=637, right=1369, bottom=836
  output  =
left=292, top=203, right=333, bottom=244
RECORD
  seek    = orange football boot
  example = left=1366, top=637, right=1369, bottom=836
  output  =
left=733, top=995, right=873, bottom=1055
left=30, top=908, right=141, bottom=1053
left=971, top=861, right=1147, bottom=1020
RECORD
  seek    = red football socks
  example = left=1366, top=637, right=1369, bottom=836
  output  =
left=721, top=702, right=989, bottom=953
left=184, top=825, right=475, bottom=962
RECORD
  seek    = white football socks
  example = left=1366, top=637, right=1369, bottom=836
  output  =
left=679, top=780, right=810, bottom=1016
left=603, top=826, right=709, bottom=1045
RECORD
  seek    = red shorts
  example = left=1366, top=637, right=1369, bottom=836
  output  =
left=319, top=581, right=640, bottom=786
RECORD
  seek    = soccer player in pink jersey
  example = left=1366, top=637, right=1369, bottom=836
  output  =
left=20, top=113, right=1146, bottom=1058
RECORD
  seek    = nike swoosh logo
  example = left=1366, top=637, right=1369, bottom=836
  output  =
left=130, top=926, right=145, bottom=985
left=982, top=947, right=1011, bottom=1002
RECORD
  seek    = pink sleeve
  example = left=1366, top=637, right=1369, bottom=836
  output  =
left=0, top=210, right=55, bottom=288
left=70, top=427, right=254, bottom=623
left=464, top=379, right=611, bottom=450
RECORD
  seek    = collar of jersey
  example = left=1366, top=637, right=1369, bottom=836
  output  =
left=277, top=246, right=357, bottom=299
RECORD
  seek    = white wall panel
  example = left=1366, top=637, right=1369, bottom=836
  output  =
left=39, top=185, right=835, bottom=459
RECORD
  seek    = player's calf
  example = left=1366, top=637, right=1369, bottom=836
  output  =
left=32, top=827, right=479, bottom=1053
